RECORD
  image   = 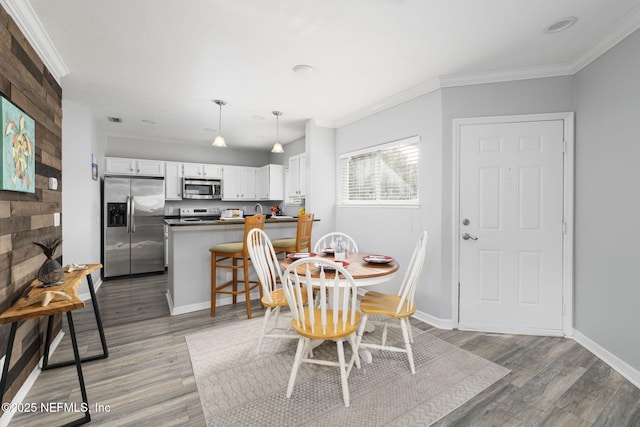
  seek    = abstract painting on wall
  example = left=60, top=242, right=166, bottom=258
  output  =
left=1, top=96, right=35, bottom=193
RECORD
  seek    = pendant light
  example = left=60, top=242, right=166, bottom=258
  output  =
left=271, top=111, right=284, bottom=153
left=212, top=100, right=227, bottom=147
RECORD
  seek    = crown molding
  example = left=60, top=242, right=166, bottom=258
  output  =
left=570, top=5, right=640, bottom=73
left=333, top=77, right=441, bottom=128
left=0, top=0, right=68, bottom=83
left=335, top=7, right=640, bottom=128
left=439, top=62, right=576, bottom=88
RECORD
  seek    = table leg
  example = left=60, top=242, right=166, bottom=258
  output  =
left=0, top=322, right=18, bottom=403
left=42, top=274, right=108, bottom=370
left=62, top=311, right=91, bottom=426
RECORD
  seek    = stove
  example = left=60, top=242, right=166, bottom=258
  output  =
left=179, top=207, right=220, bottom=222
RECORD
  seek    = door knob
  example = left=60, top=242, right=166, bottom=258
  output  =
left=462, top=233, right=478, bottom=241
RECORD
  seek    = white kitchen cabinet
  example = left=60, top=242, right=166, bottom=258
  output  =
left=287, top=154, right=306, bottom=199
left=222, top=166, right=257, bottom=200
left=105, top=157, right=165, bottom=177
left=257, top=164, right=283, bottom=200
left=165, top=161, right=184, bottom=200
left=182, top=162, right=223, bottom=179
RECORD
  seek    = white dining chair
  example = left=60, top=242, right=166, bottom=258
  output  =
left=355, top=230, right=428, bottom=374
left=282, top=257, right=361, bottom=407
left=313, top=232, right=359, bottom=254
left=247, top=228, right=304, bottom=353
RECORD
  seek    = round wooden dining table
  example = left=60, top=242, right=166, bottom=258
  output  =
left=280, top=251, right=399, bottom=287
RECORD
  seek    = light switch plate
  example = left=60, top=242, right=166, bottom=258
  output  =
left=54, top=212, right=60, bottom=227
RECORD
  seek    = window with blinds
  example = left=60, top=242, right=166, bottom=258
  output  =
left=339, top=135, right=419, bottom=205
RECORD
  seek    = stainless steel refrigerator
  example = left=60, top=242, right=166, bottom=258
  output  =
left=103, top=176, right=165, bottom=278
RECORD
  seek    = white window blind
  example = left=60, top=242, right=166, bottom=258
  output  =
left=339, top=135, right=419, bottom=205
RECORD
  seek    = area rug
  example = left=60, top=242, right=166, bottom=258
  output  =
left=186, top=316, right=510, bottom=426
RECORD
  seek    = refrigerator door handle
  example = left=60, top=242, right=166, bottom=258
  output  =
left=126, top=195, right=131, bottom=233
left=131, top=196, right=136, bottom=233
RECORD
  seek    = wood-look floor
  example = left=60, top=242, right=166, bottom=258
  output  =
left=9, top=273, right=640, bottom=426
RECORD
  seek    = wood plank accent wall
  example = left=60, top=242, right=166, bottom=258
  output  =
left=0, top=5, right=63, bottom=405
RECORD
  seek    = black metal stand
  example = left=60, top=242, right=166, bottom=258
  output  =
left=60, top=310, right=91, bottom=426
left=42, top=274, right=109, bottom=369
left=0, top=313, right=91, bottom=426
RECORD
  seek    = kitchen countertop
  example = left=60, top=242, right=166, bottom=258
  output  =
left=164, top=216, right=307, bottom=227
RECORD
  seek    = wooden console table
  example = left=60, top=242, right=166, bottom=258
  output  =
left=0, top=264, right=107, bottom=427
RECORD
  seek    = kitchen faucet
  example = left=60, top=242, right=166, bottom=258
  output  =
left=254, top=203, right=263, bottom=215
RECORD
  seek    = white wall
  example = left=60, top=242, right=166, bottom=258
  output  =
left=306, top=120, right=336, bottom=241
left=61, top=100, right=104, bottom=293
left=335, top=90, right=444, bottom=318
left=106, top=135, right=273, bottom=167
left=574, top=28, right=640, bottom=372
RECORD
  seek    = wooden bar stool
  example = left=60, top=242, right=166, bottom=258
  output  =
left=209, top=214, right=266, bottom=318
left=271, top=213, right=314, bottom=258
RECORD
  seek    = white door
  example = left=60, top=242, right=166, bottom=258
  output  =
left=459, top=119, right=565, bottom=334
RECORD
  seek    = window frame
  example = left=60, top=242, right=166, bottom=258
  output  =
left=338, top=135, right=420, bottom=207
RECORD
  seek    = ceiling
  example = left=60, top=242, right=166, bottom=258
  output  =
left=7, top=0, right=640, bottom=151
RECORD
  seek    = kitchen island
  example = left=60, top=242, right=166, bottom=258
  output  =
left=165, top=217, right=307, bottom=315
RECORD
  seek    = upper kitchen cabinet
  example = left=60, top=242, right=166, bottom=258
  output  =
left=105, top=157, right=165, bottom=177
left=182, top=162, right=223, bottom=179
left=165, top=161, right=184, bottom=200
left=287, top=154, right=306, bottom=200
left=222, top=166, right=257, bottom=200
left=257, top=164, right=284, bottom=200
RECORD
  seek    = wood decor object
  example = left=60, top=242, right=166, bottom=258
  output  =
left=0, top=3, right=64, bottom=406
left=0, top=264, right=104, bottom=426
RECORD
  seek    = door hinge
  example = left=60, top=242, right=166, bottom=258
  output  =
left=562, top=221, right=567, bottom=234
left=563, top=140, right=567, bottom=153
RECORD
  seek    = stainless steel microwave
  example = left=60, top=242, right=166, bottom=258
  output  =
left=182, top=178, right=222, bottom=199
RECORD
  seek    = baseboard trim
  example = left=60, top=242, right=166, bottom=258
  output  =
left=166, top=290, right=261, bottom=316
left=0, top=331, right=65, bottom=427
left=572, top=329, right=640, bottom=389
left=412, top=310, right=454, bottom=330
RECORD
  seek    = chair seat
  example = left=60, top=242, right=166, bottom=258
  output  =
left=262, top=288, right=307, bottom=307
left=210, top=241, right=243, bottom=254
left=271, top=237, right=296, bottom=247
left=291, top=307, right=360, bottom=340
left=360, top=291, right=416, bottom=318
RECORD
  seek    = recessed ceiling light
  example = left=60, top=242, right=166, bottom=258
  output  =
left=292, top=64, right=314, bottom=76
left=544, top=16, right=578, bottom=34
left=107, top=116, right=122, bottom=123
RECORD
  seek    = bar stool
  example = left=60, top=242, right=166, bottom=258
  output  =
left=209, top=214, right=266, bottom=318
left=271, top=213, right=314, bottom=258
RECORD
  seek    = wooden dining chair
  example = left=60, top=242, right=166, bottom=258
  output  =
left=313, top=232, right=359, bottom=254
left=355, top=230, right=428, bottom=374
left=247, top=228, right=306, bottom=353
left=282, top=257, right=361, bottom=407
left=271, top=213, right=314, bottom=258
left=209, top=214, right=266, bottom=319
